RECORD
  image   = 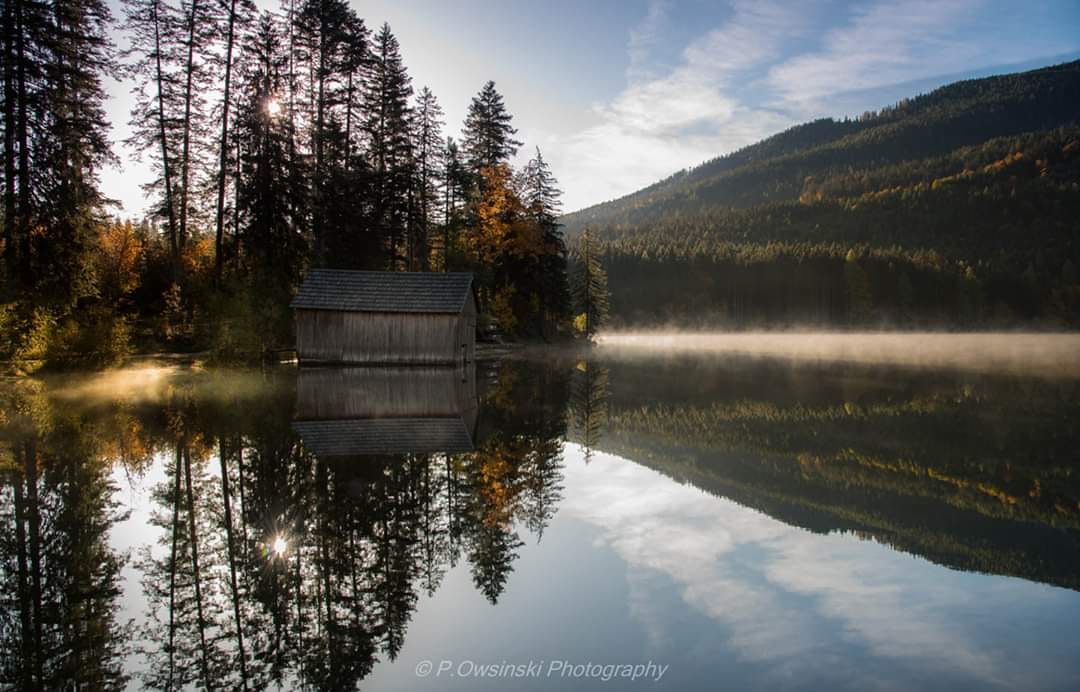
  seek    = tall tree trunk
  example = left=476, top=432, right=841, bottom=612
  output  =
left=214, top=0, right=239, bottom=284
left=178, top=0, right=201, bottom=252
left=152, top=0, right=179, bottom=274
left=15, top=0, right=32, bottom=285
left=3, top=0, right=17, bottom=280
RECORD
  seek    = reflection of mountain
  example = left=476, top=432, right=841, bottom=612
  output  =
left=576, top=358, right=1080, bottom=591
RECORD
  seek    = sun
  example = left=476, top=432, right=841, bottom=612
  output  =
left=265, top=97, right=282, bottom=117
left=271, top=535, right=288, bottom=557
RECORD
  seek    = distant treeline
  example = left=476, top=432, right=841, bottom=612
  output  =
left=563, top=61, right=1080, bottom=328
left=1, top=0, right=572, bottom=369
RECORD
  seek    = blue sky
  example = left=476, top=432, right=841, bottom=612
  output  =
left=101, top=0, right=1080, bottom=216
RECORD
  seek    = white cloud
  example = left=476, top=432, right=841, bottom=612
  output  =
left=559, top=446, right=1080, bottom=688
left=765, top=0, right=985, bottom=112
left=557, top=0, right=803, bottom=211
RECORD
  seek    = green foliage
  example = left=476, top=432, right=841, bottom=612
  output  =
left=43, top=308, right=133, bottom=369
left=559, top=62, right=1080, bottom=328
left=570, top=229, right=610, bottom=339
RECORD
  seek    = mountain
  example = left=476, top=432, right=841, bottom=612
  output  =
left=559, top=61, right=1080, bottom=328
left=562, top=60, right=1080, bottom=234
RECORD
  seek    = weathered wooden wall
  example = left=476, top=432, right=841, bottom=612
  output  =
left=296, top=309, right=475, bottom=364
left=456, top=294, right=477, bottom=364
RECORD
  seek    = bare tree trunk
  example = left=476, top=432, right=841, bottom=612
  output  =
left=178, top=0, right=201, bottom=252
left=152, top=0, right=179, bottom=274
left=15, top=0, right=32, bottom=285
left=3, top=0, right=17, bottom=280
left=214, top=0, right=239, bottom=284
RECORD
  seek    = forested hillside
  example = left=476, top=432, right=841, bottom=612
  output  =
left=562, top=61, right=1080, bottom=327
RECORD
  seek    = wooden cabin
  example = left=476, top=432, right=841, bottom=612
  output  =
left=291, top=366, right=478, bottom=457
left=291, top=270, right=476, bottom=365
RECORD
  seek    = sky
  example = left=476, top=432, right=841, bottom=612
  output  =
left=100, top=0, right=1080, bottom=217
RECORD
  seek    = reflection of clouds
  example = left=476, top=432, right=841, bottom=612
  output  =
left=560, top=448, right=1069, bottom=688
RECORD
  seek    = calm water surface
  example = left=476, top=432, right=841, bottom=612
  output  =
left=2, top=339, right=1079, bottom=691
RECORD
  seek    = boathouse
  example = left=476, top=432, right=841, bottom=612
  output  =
left=291, top=269, right=476, bottom=365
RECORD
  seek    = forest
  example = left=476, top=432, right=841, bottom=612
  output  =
left=0, top=0, right=574, bottom=369
left=562, top=61, right=1080, bottom=327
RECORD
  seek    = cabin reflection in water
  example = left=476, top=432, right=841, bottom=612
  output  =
left=292, top=365, right=478, bottom=458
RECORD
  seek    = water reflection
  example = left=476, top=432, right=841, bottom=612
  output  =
left=0, top=350, right=1078, bottom=690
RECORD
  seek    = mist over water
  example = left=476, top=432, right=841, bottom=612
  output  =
left=597, top=332, right=1080, bottom=377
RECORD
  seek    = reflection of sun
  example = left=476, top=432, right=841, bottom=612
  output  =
left=266, top=98, right=282, bottom=117
left=272, top=535, right=288, bottom=557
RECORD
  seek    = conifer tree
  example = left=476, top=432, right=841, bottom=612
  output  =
left=461, top=81, right=521, bottom=174
left=570, top=228, right=609, bottom=340
left=411, top=86, right=443, bottom=270
left=362, top=23, right=413, bottom=269
left=522, top=147, right=570, bottom=335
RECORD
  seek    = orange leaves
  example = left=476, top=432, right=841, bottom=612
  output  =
left=95, top=221, right=145, bottom=300
left=470, top=164, right=547, bottom=264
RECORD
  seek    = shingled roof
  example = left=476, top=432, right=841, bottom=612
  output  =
left=290, top=269, right=474, bottom=313
left=292, top=418, right=474, bottom=456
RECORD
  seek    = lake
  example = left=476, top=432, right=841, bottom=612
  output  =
left=2, top=335, right=1079, bottom=691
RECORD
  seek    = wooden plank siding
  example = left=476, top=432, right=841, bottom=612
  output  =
left=292, top=270, right=477, bottom=365
left=296, top=309, right=470, bottom=364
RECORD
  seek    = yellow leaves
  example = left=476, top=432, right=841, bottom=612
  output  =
left=95, top=221, right=145, bottom=300
left=182, top=235, right=215, bottom=276
left=469, top=164, right=546, bottom=263
left=490, top=285, right=517, bottom=335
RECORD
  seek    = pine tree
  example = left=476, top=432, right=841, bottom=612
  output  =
left=362, top=23, right=413, bottom=269
left=293, top=0, right=359, bottom=264
left=411, top=86, right=443, bottom=271
left=441, top=136, right=469, bottom=270
left=570, top=228, right=609, bottom=340
left=522, top=147, right=569, bottom=336
left=461, top=81, right=521, bottom=175
left=235, top=11, right=307, bottom=288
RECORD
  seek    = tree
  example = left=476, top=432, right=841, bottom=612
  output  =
left=411, top=86, right=443, bottom=271
left=440, top=136, right=469, bottom=269
left=362, top=23, right=413, bottom=269
left=212, top=0, right=255, bottom=282
left=570, top=228, right=609, bottom=340
left=461, top=81, right=520, bottom=175
left=521, top=148, right=570, bottom=337
left=234, top=12, right=307, bottom=289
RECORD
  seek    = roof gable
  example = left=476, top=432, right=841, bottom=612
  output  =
left=290, top=269, right=474, bottom=313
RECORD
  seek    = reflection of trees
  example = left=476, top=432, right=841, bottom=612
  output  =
left=0, top=382, right=130, bottom=691
left=570, top=360, right=609, bottom=462
left=0, top=360, right=571, bottom=689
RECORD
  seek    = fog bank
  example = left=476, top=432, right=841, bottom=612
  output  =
left=597, top=332, right=1080, bottom=377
